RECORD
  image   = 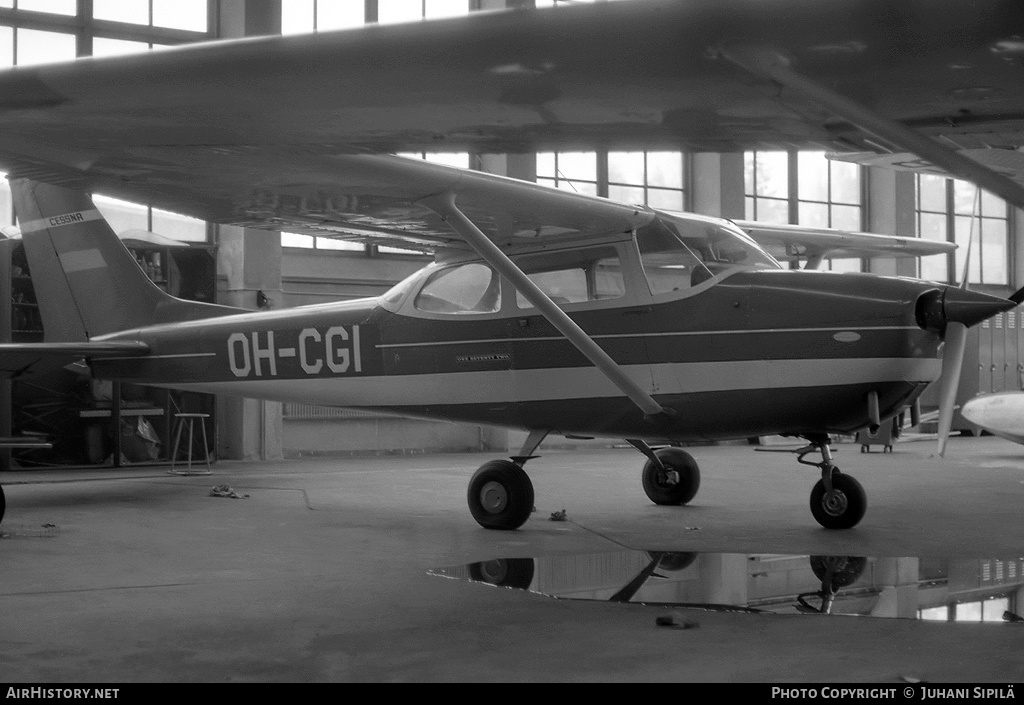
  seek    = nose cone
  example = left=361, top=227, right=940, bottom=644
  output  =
left=942, top=287, right=1016, bottom=328
left=917, top=286, right=1016, bottom=333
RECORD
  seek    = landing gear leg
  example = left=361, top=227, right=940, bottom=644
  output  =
left=798, top=435, right=867, bottom=530
left=466, top=430, right=548, bottom=531
left=628, top=439, right=701, bottom=506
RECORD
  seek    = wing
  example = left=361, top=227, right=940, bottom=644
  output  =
left=734, top=220, right=956, bottom=266
left=5, top=149, right=657, bottom=253
left=830, top=149, right=1024, bottom=186
left=0, top=341, right=149, bottom=379
left=0, top=0, right=1017, bottom=243
left=0, top=0, right=1020, bottom=156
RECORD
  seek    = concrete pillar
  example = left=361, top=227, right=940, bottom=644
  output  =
left=217, top=0, right=281, bottom=37
left=690, top=153, right=745, bottom=219
left=867, top=167, right=917, bottom=277
left=214, top=0, right=284, bottom=461
left=1013, top=208, right=1024, bottom=291
left=477, top=153, right=536, bottom=181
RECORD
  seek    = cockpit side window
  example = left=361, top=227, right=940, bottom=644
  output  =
left=413, top=262, right=500, bottom=314
left=513, top=245, right=625, bottom=308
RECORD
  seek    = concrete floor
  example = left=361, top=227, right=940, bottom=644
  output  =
left=1, top=433, right=1022, bottom=682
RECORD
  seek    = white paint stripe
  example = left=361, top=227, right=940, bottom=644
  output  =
left=98, top=352, right=216, bottom=361
left=20, top=209, right=105, bottom=233
left=375, top=327, right=921, bottom=349
left=164, top=357, right=940, bottom=407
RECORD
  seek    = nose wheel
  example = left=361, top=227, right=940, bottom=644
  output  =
left=809, top=472, right=866, bottom=529
left=799, top=436, right=867, bottom=529
left=638, top=446, right=701, bottom=506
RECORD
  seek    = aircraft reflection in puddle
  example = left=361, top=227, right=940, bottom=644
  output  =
left=431, top=552, right=1024, bottom=623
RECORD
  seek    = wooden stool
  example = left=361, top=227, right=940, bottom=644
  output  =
left=169, top=413, right=211, bottom=475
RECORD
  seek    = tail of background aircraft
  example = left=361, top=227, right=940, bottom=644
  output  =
left=10, top=178, right=237, bottom=341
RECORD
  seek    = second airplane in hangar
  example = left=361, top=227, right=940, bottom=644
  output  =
left=0, top=0, right=1024, bottom=529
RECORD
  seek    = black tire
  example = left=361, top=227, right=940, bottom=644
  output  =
left=809, top=472, right=867, bottom=529
left=467, top=460, right=534, bottom=530
left=642, top=448, right=700, bottom=505
left=809, top=555, right=867, bottom=589
left=0, top=484, right=5, bottom=524
left=469, top=558, right=535, bottom=588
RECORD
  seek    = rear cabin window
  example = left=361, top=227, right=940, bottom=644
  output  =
left=413, top=262, right=500, bottom=314
left=513, top=245, right=625, bottom=308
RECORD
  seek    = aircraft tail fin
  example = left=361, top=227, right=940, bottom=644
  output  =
left=11, top=178, right=236, bottom=340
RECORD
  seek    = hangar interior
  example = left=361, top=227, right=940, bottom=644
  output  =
left=0, top=0, right=1021, bottom=469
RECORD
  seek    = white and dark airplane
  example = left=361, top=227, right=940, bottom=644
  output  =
left=961, top=392, right=1024, bottom=445
left=0, top=0, right=1023, bottom=531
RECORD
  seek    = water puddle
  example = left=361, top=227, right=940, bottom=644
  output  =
left=432, top=551, right=1024, bottom=622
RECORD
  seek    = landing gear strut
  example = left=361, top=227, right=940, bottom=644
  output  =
left=466, top=430, right=545, bottom=531
left=797, top=435, right=867, bottom=530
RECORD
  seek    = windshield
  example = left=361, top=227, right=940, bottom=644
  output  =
left=637, top=213, right=780, bottom=294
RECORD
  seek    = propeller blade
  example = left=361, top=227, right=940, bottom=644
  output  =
left=937, top=321, right=968, bottom=457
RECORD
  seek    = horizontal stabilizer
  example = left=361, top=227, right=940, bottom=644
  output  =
left=0, top=340, right=149, bottom=379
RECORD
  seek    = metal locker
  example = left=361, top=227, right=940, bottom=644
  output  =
left=979, top=318, right=994, bottom=394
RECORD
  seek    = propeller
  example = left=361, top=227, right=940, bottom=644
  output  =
left=936, top=188, right=977, bottom=457
left=936, top=321, right=967, bottom=457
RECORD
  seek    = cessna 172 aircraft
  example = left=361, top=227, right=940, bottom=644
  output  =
left=0, top=0, right=1023, bottom=531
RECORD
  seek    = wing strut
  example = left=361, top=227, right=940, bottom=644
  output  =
left=721, top=49, right=1024, bottom=212
left=421, top=192, right=668, bottom=419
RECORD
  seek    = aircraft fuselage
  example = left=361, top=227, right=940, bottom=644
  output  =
left=91, top=268, right=942, bottom=443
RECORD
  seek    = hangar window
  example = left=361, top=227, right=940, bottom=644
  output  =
left=537, top=152, right=598, bottom=197
left=954, top=180, right=1008, bottom=286
left=915, top=175, right=1009, bottom=286
left=92, top=38, right=153, bottom=57
left=15, top=28, right=75, bottom=66
left=283, top=0, right=470, bottom=34
left=745, top=151, right=789, bottom=225
left=94, top=0, right=208, bottom=32
left=414, top=262, right=500, bottom=314
left=16, top=0, right=75, bottom=15
left=745, top=150, right=865, bottom=273
left=796, top=152, right=863, bottom=273
left=608, top=151, right=685, bottom=211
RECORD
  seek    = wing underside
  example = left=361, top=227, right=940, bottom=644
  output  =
left=0, top=0, right=1016, bottom=249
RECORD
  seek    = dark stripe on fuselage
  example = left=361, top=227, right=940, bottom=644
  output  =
left=93, top=269, right=939, bottom=385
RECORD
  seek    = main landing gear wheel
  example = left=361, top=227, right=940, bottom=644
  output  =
left=641, top=448, right=701, bottom=506
left=467, top=460, right=535, bottom=531
left=809, top=472, right=867, bottom=530
left=469, top=558, right=536, bottom=588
